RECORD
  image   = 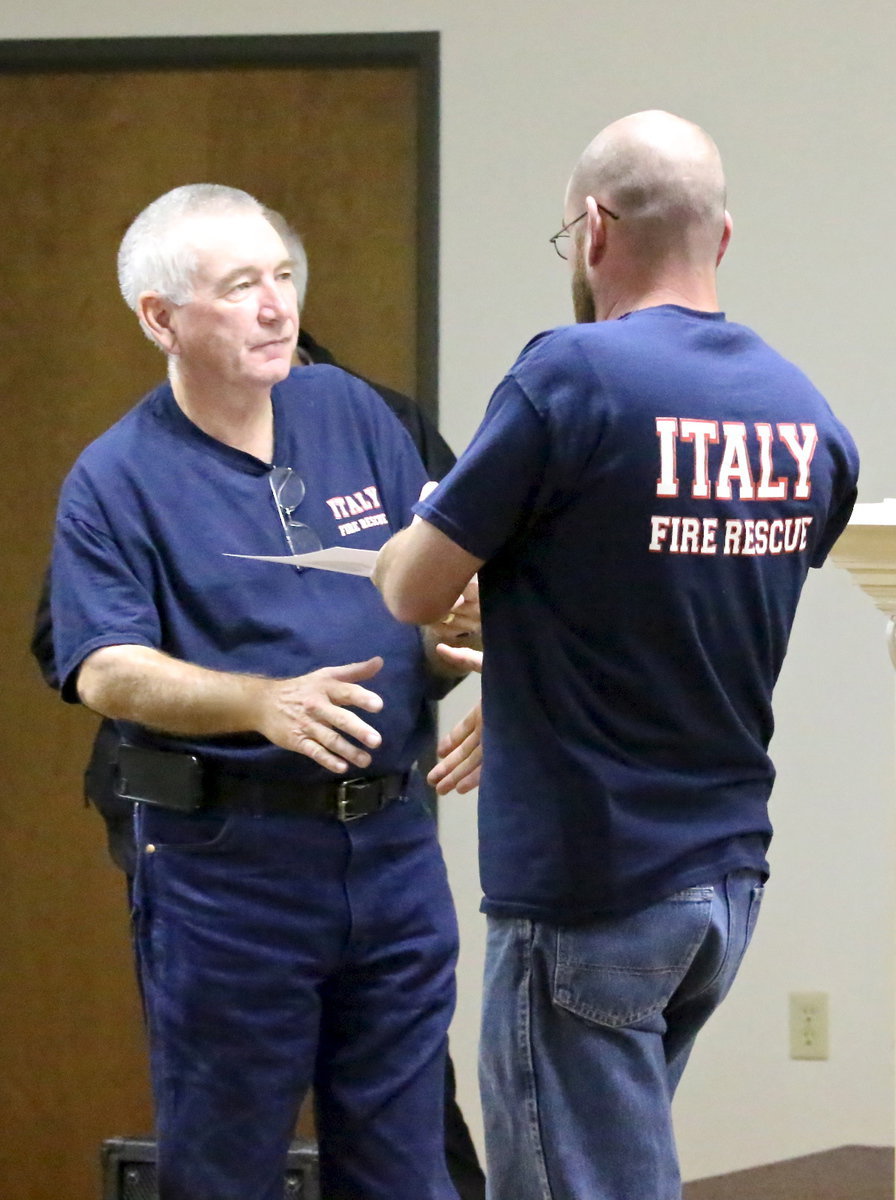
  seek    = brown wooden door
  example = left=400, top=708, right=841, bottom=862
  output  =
left=0, top=53, right=424, bottom=1200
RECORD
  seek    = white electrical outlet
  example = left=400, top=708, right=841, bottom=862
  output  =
left=789, top=991, right=829, bottom=1060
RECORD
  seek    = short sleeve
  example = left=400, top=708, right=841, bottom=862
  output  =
left=52, top=500, right=161, bottom=703
left=414, top=377, right=552, bottom=561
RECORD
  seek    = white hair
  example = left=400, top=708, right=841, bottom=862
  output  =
left=117, top=183, right=267, bottom=313
left=262, top=208, right=309, bottom=309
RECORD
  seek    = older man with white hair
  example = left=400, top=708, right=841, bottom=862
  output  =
left=374, top=111, right=859, bottom=1199
left=51, top=183, right=475, bottom=1200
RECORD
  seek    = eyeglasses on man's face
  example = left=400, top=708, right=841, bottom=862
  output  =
left=268, top=466, right=323, bottom=567
left=549, top=204, right=620, bottom=259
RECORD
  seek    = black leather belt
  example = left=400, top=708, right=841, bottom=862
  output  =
left=116, top=741, right=406, bottom=822
left=204, top=770, right=407, bottom=821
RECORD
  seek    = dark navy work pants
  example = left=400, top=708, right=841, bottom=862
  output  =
left=133, top=788, right=459, bottom=1200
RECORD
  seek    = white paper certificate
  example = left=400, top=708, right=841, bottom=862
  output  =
left=223, top=547, right=379, bottom=577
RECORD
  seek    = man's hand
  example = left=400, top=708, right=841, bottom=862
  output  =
left=426, top=577, right=481, bottom=646
left=257, top=657, right=385, bottom=774
left=427, top=645, right=483, bottom=794
left=77, top=645, right=386, bottom=775
left=421, top=578, right=482, bottom=677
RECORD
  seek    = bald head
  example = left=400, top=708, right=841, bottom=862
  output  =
left=568, top=110, right=727, bottom=264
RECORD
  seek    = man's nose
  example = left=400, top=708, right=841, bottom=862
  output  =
left=259, top=280, right=293, bottom=321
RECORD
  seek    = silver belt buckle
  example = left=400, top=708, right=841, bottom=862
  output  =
left=336, top=778, right=367, bottom=822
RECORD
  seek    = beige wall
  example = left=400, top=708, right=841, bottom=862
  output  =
left=3, top=0, right=894, bottom=1180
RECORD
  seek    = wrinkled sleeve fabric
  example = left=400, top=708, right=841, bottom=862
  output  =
left=809, top=424, right=860, bottom=568
left=52, top=470, right=161, bottom=704
left=414, top=376, right=552, bottom=562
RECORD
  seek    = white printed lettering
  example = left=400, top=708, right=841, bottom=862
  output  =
left=656, top=418, right=680, bottom=497
left=326, top=483, right=386, bottom=532
left=716, top=423, right=755, bottom=500
left=755, top=424, right=788, bottom=500
left=649, top=515, right=672, bottom=551
left=648, top=513, right=813, bottom=557
left=326, top=497, right=350, bottom=520
left=724, top=520, right=743, bottom=555
left=680, top=419, right=719, bottom=499
left=778, top=423, right=818, bottom=499
left=655, top=418, right=816, bottom=501
left=701, top=518, right=718, bottom=554
left=679, top=517, right=702, bottom=554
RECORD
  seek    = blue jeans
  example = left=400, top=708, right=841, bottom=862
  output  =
left=133, top=789, right=460, bottom=1200
left=480, top=870, right=765, bottom=1200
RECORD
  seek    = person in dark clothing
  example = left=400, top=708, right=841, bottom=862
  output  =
left=297, top=329, right=457, bottom=484
left=373, top=111, right=859, bottom=1200
left=31, top=271, right=484, bottom=1199
left=31, top=323, right=459, bottom=877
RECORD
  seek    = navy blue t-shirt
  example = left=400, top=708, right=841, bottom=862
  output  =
left=52, top=364, right=435, bottom=782
left=417, top=306, right=859, bottom=920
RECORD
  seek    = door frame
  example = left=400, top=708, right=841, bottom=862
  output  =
left=0, top=30, right=440, bottom=417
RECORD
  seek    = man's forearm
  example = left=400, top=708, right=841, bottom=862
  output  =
left=77, top=644, right=265, bottom=737
left=373, top=525, right=434, bottom=623
left=374, top=519, right=484, bottom=626
left=75, top=643, right=389, bottom=773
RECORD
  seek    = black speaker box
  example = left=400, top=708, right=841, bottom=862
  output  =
left=101, top=1135, right=320, bottom=1200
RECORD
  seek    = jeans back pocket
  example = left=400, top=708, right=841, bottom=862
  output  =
left=553, top=887, right=714, bottom=1028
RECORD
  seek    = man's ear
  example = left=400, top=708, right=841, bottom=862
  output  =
left=584, top=195, right=609, bottom=266
left=716, top=210, right=733, bottom=266
left=137, top=292, right=179, bottom=354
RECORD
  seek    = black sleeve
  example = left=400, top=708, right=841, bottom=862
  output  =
left=369, top=382, right=457, bottom=481
left=30, top=563, right=60, bottom=691
left=299, top=329, right=457, bottom=480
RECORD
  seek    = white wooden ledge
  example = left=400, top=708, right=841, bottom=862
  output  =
left=829, top=499, right=896, bottom=668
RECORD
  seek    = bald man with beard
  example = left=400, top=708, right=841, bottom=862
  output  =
left=373, top=111, right=859, bottom=1199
